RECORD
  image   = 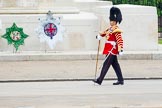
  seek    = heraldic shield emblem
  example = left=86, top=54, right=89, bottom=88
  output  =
left=44, top=23, right=57, bottom=39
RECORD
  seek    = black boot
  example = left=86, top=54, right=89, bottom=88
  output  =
left=113, top=81, right=124, bottom=85
left=92, top=79, right=101, bottom=85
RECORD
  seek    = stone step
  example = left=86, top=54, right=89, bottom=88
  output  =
left=0, top=59, right=162, bottom=81
left=0, top=51, right=162, bottom=61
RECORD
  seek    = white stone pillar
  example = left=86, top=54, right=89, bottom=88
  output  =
left=16, top=0, right=38, bottom=8
left=53, top=0, right=75, bottom=7
left=38, top=0, right=55, bottom=9
left=0, top=0, right=38, bottom=8
left=0, top=0, right=16, bottom=8
left=75, top=0, right=112, bottom=12
left=0, top=0, right=3, bottom=7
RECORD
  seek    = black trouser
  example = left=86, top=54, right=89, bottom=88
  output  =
left=97, top=54, right=124, bottom=84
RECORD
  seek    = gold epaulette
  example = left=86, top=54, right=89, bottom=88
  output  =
left=112, top=28, right=123, bottom=33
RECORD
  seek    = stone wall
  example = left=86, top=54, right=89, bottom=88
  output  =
left=0, top=0, right=38, bottom=8
left=0, top=1, right=159, bottom=52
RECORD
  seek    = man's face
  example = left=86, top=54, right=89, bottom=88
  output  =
left=110, top=21, right=117, bottom=26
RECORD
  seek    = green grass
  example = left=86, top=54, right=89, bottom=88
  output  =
left=159, top=38, right=162, bottom=44
left=159, top=27, right=162, bottom=33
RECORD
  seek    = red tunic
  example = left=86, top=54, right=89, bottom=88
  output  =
left=101, top=27, right=123, bottom=55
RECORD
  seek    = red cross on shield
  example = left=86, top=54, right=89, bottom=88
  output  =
left=44, top=23, right=57, bottom=39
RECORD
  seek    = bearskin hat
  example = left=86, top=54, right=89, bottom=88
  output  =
left=109, top=7, right=122, bottom=24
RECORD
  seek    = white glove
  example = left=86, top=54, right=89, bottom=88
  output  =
left=119, top=50, right=123, bottom=56
left=96, top=34, right=101, bottom=40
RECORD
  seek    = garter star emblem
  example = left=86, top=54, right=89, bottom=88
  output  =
left=36, top=11, right=65, bottom=49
